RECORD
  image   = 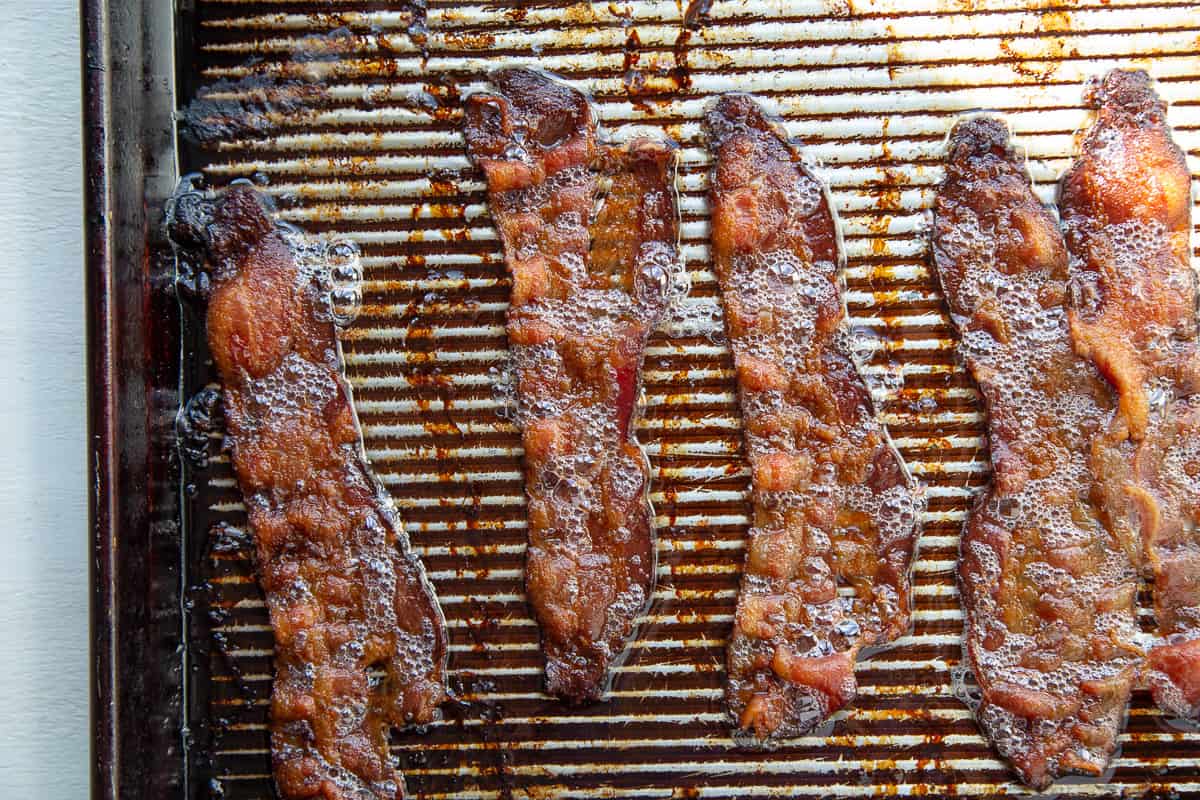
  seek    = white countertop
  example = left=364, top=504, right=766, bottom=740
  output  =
left=0, top=2, right=88, bottom=796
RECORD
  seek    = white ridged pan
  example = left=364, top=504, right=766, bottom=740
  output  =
left=183, top=1, right=1200, bottom=797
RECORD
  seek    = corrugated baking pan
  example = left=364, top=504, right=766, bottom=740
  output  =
left=87, top=1, right=1200, bottom=798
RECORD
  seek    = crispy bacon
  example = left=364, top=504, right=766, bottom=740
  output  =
left=463, top=68, right=679, bottom=701
left=170, top=185, right=448, bottom=800
left=933, top=115, right=1141, bottom=788
left=706, top=94, right=924, bottom=740
left=1060, top=69, right=1200, bottom=719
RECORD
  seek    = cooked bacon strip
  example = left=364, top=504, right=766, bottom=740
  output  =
left=706, top=95, right=924, bottom=740
left=933, top=117, right=1141, bottom=788
left=463, top=69, right=678, bottom=701
left=170, top=186, right=448, bottom=800
left=1060, top=69, right=1200, bottom=719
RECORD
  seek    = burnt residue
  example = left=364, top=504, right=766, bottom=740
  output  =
left=478, top=700, right=517, bottom=800
left=171, top=182, right=218, bottom=302
left=623, top=17, right=700, bottom=105
left=422, top=76, right=461, bottom=123
left=208, top=520, right=253, bottom=556
left=671, top=26, right=696, bottom=93
left=180, top=2, right=434, bottom=147
left=428, top=691, right=517, bottom=800
left=622, top=27, right=648, bottom=102
left=200, top=520, right=257, bottom=693
left=178, top=76, right=330, bottom=147
left=403, top=0, right=429, bottom=54
left=682, top=0, right=714, bottom=30
left=174, top=247, right=212, bottom=302
left=176, top=387, right=222, bottom=468
left=187, top=520, right=260, bottom=800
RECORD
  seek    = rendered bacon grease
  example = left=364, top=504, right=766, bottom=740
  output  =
left=1061, top=69, right=1200, bottom=720
left=705, top=95, right=924, bottom=741
left=170, top=185, right=448, bottom=800
left=934, top=117, right=1140, bottom=788
left=463, top=69, right=680, bottom=702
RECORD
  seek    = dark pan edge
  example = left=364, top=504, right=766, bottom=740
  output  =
left=85, top=0, right=184, bottom=797
left=83, top=0, right=115, bottom=793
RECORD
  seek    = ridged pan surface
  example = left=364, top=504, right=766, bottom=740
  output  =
left=179, top=1, right=1200, bottom=797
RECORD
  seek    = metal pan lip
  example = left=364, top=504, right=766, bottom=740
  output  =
left=86, top=0, right=187, bottom=796
left=84, top=0, right=120, bottom=795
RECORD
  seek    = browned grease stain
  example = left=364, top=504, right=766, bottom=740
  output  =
left=869, top=264, right=908, bottom=285
left=621, top=27, right=658, bottom=114
left=864, top=158, right=906, bottom=256
left=316, top=153, right=380, bottom=179
left=671, top=27, right=695, bottom=91
left=661, top=479, right=681, bottom=530
left=672, top=0, right=714, bottom=91
left=622, top=4, right=709, bottom=110
left=423, top=78, right=462, bottom=124
left=868, top=207, right=895, bottom=250
left=999, top=11, right=1076, bottom=81
left=871, top=289, right=904, bottom=309
left=876, top=186, right=904, bottom=214
left=374, top=275, right=492, bottom=535
left=912, top=460, right=940, bottom=479
left=428, top=177, right=458, bottom=198
left=916, top=0, right=1057, bottom=11
left=440, top=30, right=497, bottom=51
left=605, top=3, right=633, bottom=24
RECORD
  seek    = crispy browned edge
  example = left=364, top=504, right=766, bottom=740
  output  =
left=169, top=185, right=448, bottom=799
left=706, top=93, right=924, bottom=741
left=1061, top=69, right=1200, bottom=719
left=462, top=67, right=679, bottom=702
left=934, top=115, right=1140, bottom=788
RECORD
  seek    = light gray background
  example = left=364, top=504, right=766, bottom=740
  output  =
left=0, top=2, right=88, bottom=796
